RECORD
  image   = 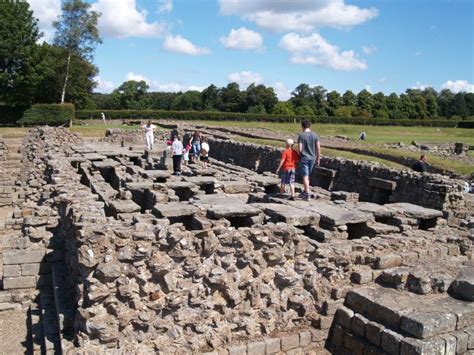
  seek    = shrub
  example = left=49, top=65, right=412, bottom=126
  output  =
left=75, top=109, right=473, bottom=128
left=0, top=106, right=28, bottom=126
left=18, top=103, right=75, bottom=126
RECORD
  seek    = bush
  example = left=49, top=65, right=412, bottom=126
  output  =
left=0, top=106, right=29, bottom=126
left=75, top=109, right=474, bottom=128
left=18, top=103, right=75, bottom=126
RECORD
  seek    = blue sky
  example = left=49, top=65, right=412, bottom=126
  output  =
left=28, top=0, right=474, bottom=99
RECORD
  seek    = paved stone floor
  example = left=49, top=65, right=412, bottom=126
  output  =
left=0, top=309, right=30, bottom=354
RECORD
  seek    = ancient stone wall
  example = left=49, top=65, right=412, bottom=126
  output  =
left=209, top=139, right=470, bottom=219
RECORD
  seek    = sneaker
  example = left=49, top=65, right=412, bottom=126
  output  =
left=289, top=196, right=295, bottom=201
left=303, top=194, right=311, bottom=201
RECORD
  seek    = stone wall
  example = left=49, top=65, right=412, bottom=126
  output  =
left=208, top=139, right=470, bottom=219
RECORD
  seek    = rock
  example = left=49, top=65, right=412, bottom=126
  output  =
left=449, top=266, right=474, bottom=301
left=95, top=262, right=121, bottom=282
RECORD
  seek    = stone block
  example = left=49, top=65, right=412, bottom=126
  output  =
left=330, top=325, right=343, bottom=349
left=399, top=336, right=446, bottom=355
left=285, top=349, right=304, bottom=355
left=0, top=303, right=22, bottom=311
left=450, top=266, right=474, bottom=302
left=400, top=311, right=457, bottom=339
left=452, top=330, right=469, bottom=354
left=281, top=334, right=299, bottom=351
left=247, top=341, right=265, bottom=355
left=299, top=330, right=311, bottom=347
left=264, top=337, right=280, bottom=353
left=228, top=345, right=246, bottom=355
left=351, top=269, right=373, bottom=284
left=376, top=254, right=402, bottom=269
left=439, top=334, right=456, bottom=355
left=3, top=249, right=44, bottom=265
left=322, top=299, right=344, bottom=316
left=3, top=265, right=21, bottom=277
left=381, top=329, right=402, bottom=355
left=365, top=321, right=384, bottom=346
left=351, top=313, right=369, bottom=338
left=334, top=306, right=354, bottom=329
left=343, top=333, right=364, bottom=355
left=0, top=292, right=12, bottom=303
left=3, top=276, right=36, bottom=289
left=21, top=263, right=41, bottom=276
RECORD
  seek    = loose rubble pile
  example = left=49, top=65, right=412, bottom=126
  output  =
left=0, top=126, right=473, bottom=355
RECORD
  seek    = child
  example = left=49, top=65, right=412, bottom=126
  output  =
left=183, top=144, right=191, bottom=166
left=200, top=140, right=210, bottom=169
left=171, top=135, right=183, bottom=176
left=276, top=138, right=299, bottom=200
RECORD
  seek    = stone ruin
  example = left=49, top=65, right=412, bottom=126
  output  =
left=0, top=126, right=472, bottom=355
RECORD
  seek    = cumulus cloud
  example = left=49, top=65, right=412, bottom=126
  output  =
left=274, top=82, right=292, bottom=101
left=441, top=80, right=474, bottom=93
left=91, top=0, right=166, bottom=39
left=412, top=81, right=429, bottom=90
left=220, top=27, right=263, bottom=50
left=94, top=76, right=115, bottom=93
left=125, top=72, right=204, bottom=92
left=218, top=0, right=378, bottom=32
left=163, top=34, right=210, bottom=55
left=362, top=45, right=377, bottom=55
left=27, top=0, right=62, bottom=42
left=227, top=71, right=263, bottom=87
left=158, top=0, right=173, bottom=13
left=279, top=32, right=367, bottom=71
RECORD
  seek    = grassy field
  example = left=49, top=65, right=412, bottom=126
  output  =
left=196, top=120, right=474, bottom=145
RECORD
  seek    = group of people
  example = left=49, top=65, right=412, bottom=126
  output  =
left=276, top=120, right=321, bottom=201
left=142, top=121, right=210, bottom=176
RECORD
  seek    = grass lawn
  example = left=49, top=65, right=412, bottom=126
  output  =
left=70, top=124, right=141, bottom=137
left=195, top=120, right=474, bottom=145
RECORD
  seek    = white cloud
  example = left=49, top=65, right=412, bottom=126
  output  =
left=218, top=0, right=378, bottom=32
left=125, top=72, right=204, bottom=92
left=220, top=27, right=263, bottom=50
left=362, top=44, right=377, bottom=55
left=412, top=81, right=429, bottom=90
left=365, top=84, right=372, bottom=93
left=274, top=82, right=292, bottom=101
left=279, top=32, right=367, bottom=71
left=441, top=80, right=474, bottom=93
left=158, top=0, right=173, bottom=13
left=27, top=0, right=62, bottom=42
left=163, top=34, right=210, bottom=55
left=94, top=76, right=115, bottom=93
left=227, top=71, right=263, bottom=87
left=91, top=0, right=166, bottom=39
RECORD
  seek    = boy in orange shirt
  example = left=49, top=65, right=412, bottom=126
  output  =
left=276, top=139, right=300, bottom=200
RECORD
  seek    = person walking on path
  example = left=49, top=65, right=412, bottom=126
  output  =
left=190, top=131, right=203, bottom=162
left=143, top=120, right=157, bottom=150
left=298, top=119, right=320, bottom=201
left=171, top=135, right=184, bottom=175
left=276, top=139, right=299, bottom=200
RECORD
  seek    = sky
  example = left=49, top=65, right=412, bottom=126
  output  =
left=27, top=0, right=474, bottom=100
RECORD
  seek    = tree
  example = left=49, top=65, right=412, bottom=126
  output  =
left=245, top=84, right=278, bottom=113
left=386, top=93, right=401, bottom=119
left=220, top=82, right=244, bottom=112
left=271, top=102, right=295, bottom=115
left=398, top=94, right=416, bottom=119
left=201, top=84, right=221, bottom=110
left=372, top=92, right=388, bottom=118
left=0, top=1, right=41, bottom=106
left=342, top=90, right=357, bottom=106
left=171, top=91, right=203, bottom=111
left=53, top=0, right=101, bottom=103
left=437, top=89, right=455, bottom=117
left=356, top=89, right=373, bottom=116
left=451, top=93, right=468, bottom=117
left=294, top=105, right=315, bottom=116
left=326, top=90, right=342, bottom=116
left=33, top=43, right=98, bottom=109
left=290, top=83, right=314, bottom=108
left=111, top=80, right=149, bottom=109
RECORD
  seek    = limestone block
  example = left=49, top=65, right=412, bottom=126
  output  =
left=3, top=276, right=36, bottom=289
left=281, top=334, right=299, bottom=351
left=264, top=338, right=280, bottom=354
left=3, top=249, right=44, bottom=265
left=400, top=311, right=457, bottom=339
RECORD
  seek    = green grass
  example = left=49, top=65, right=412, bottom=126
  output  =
left=195, top=120, right=474, bottom=145
left=70, top=124, right=141, bottom=137
left=0, top=127, right=29, bottom=138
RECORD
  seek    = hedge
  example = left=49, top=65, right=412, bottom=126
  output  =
left=0, top=106, right=28, bottom=126
left=75, top=109, right=474, bottom=128
left=18, top=103, right=75, bottom=126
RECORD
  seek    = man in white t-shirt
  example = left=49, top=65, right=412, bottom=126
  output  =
left=143, top=120, right=156, bottom=150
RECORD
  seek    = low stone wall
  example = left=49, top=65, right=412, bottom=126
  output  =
left=208, top=139, right=470, bottom=219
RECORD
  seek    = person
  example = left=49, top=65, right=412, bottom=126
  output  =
left=412, top=154, right=428, bottom=173
left=101, top=112, right=106, bottom=124
left=190, top=131, right=203, bottom=162
left=183, top=144, right=191, bottom=166
left=171, top=135, right=184, bottom=175
left=143, top=120, right=156, bottom=150
left=359, top=131, right=366, bottom=140
left=298, top=119, right=321, bottom=201
left=276, top=138, right=300, bottom=200
left=200, top=139, right=210, bottom=169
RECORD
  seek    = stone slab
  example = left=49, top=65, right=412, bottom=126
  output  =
left=385, top=203, right=443, bottom=219
left=3, top=249, right=44, bottom=265
left=251, top=203, right=320, bottom=226
left=207, top=203, right=261, bottom=219
left=109, top=200, right=141, bottom=214
left=152, top=202, right=199, bottom=218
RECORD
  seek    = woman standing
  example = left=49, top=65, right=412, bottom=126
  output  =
left=171, top=135, right=184, bottom=175
left=189, top=130, right=203, bottom=162
left=143, top=120, right=156, bottom=150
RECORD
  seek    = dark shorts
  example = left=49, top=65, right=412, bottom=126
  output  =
left=281, top=169, right=295, bottom=185
left=299, top=159, right=315, bottom=177
left=200, top=155, right=209, bottom=162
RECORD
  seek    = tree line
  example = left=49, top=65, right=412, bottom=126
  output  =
left=1, top=1, right=473, bottom=121
left=94, top=81, right=474, bottom=120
